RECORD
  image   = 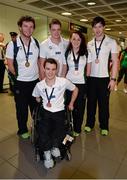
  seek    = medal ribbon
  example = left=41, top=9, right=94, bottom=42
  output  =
left=95, top=35, right=105, bottom=59
left=45, top=88, right=54, bottom=104
left=20, top=37, right=31, bottom=64
left=72, top=50, right=80, bottom=71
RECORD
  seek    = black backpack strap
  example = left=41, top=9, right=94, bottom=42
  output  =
left=13, top=40, right=19, bottom=77
left=34, top=38, right=40, bottom=58
left=65, top=51, right=69, bottom=72
left=107, top=51, right=111, bottom=75
left=7, top=41, right=19, bottom=84
left=34, top=38, right=39, bottom=49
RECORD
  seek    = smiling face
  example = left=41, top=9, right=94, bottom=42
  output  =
left=93, top=22, right=105, bottom=39
left=71, top=33, right=81, bottom=51
left=50, top=24, right=61, bottom=40
left=19, top=21, right=34, bottom=38
left=44, top=62, right=57, bottom=81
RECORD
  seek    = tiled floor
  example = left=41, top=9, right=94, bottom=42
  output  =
left=0, top=82, right=127, bottom=179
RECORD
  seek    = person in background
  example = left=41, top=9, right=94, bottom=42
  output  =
left=6, top=16, right=40, bottom=139
left=0, top=33, right=7, bottom=93
left=84, top=16, right=118, bottom=136
left=65, top=30, right=92, bottom=137
left=9, top=32, right=18, bottom=42
left=115, top=47, right=127, bottom=93
left=32, top=58, right=78, bottom=169
left=39, top=19, right=68, bottom=79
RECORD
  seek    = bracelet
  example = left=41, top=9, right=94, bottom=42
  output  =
left=110, top=77, right=116, bottom=81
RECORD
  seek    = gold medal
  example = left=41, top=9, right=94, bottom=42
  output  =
left=25, top=61, right=30, bottom=67
left=47, top=101, right=52, bottom=107
left=95, top=59, right=99, bottom=64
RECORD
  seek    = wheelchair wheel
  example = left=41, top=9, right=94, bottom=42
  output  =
left=30, top=119, right=35, bottom=144
left=65, top=150, right=71, bottom=161
left=35, top=154, right=40, bottom=162
left=31, top=103, right=42, bottom=145
left=35, top=148, right=40, bottom=162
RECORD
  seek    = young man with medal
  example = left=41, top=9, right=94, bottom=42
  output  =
left=84, top=16, right=118, bottom=136
left=32, top=58, right=78, bottom=169
left=6, top=16, right=40, bottom=139
left=65, top=31, right=92, bottom=137
left=39, top=19, right=68, bottom=79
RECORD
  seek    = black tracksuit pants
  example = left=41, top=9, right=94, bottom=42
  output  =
left=86, top=77, right=110, bottom=130
left=117, top=67, right=127, bottom=84
left=14, top=79, right=38, bottom=134
left=38, top=109, right=66, bottom=152
left=66, top=84, right=87, bottom=133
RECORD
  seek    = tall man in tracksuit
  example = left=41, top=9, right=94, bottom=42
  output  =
left=84, top=16, right=118, bottom=136
left=6, top=16, right=40, bottom=139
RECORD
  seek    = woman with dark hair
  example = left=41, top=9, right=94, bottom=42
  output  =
left=65, top=30, right=92, bottom=137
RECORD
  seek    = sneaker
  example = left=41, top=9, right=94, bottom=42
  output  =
left=43, top=150, right=54, bottom=169
left=100, top=129, right=109, bottom=136
left=72, top=131, right=80, bottom=137
left=20, top=132, right=30, bottom=139
left=123, top=88, right=127, bottom=94
left=51, top=147, right=61, bottom=158
left=114, top=85, right=118, bottom=91
left=84, top=126, right=92, bottom=133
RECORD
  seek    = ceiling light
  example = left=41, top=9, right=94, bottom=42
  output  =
left=61, top=12, right=72, bottom=16
left=80, top=19, right=88, bottom=22
left=87, top=2, right=96, bottom=5
left=105, top=28, right=111, bottom=31
left=119, top=32, right=122, bottom=34
left=115, top=19, right=121, bottom=22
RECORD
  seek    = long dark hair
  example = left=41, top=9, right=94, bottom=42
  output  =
left=65, top=30, right=88, bottom=59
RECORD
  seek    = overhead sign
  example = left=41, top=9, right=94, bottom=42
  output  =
left=69, top=22, right=87, bottom=33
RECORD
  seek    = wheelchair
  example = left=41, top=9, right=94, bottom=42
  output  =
left=30, top=102, right=74, bottom=162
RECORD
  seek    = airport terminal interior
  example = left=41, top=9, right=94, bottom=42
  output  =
left=0, top=0, right=127, bottom=179
left=0, top=80, right=127, bottom=179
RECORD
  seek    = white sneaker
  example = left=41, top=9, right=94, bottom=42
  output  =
left=51, top=147, right=61, bottom=158
left=123, top=88, right=127, bottom=94
left=43, top=150, right=54, bottom=169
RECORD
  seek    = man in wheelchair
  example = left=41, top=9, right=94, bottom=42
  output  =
left=32, top=58, right=78, bottom=169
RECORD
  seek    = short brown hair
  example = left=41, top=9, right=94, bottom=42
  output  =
left=92, top=16, right=105, bottom=27
left=17, top=15, right=35, bottom=29
left=44, top=58, right=58, bottom=69
left=49, top=19, right=61, bottom=29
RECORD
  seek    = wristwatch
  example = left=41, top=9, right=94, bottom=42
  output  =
left=110, top=77, right=116, bottom=81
